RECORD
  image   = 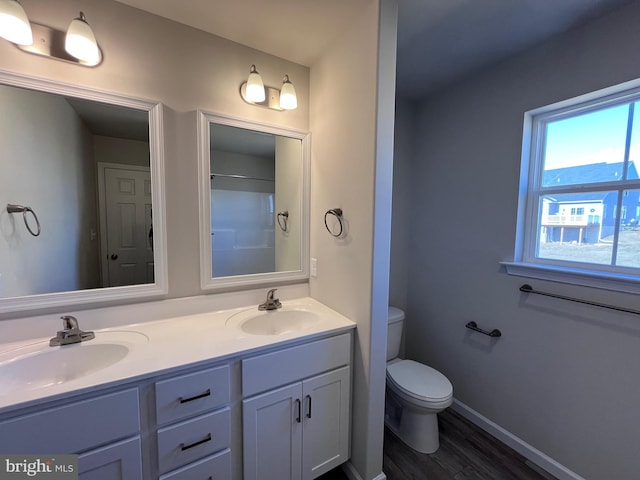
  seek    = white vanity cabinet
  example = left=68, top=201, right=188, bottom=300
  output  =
left=242, top=333, right=352, bottom=480
left=0, top=326, right=354, bottom=480
left=0, top=388, right=142, bottom=480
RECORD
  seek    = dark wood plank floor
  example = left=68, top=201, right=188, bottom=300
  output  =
left=318, top=408, right=557, bottom=480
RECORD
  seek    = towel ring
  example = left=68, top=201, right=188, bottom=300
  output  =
left=277, top=211, right=289, bottom=232
left=7, top=204, right=41, bottom=237
left=324, top=208, right=344, bottom=237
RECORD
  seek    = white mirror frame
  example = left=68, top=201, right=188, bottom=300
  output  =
left=0, top=70, right=168, bottom=314
left=197, top=111, right=310, bottom=290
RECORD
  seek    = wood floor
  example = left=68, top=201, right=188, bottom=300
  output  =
left=319, top=408, right=557, bottom=480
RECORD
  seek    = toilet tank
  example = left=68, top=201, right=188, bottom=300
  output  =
left=387, top=306, right=405, bottom=361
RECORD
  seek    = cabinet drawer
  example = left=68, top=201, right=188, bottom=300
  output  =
left=157, top=408, right=230, bottom=474
left=155, top=365, right=230, bottom=425
left=243, top=333, right=351, bottom=396
left=159, top=448, right=231, bottom=480
left=0, top=389, right=140, bottom=454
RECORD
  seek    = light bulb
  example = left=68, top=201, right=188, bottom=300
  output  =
left=65, top=12, right=100, bottom=64
left=0, top=0, right=32, bottom=46
left=246, top=64, right=265, bottom=103
left=279, top=75, right=297, bottom=110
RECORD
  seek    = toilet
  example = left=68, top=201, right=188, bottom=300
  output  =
left=385, top=306, right=453, bottom=454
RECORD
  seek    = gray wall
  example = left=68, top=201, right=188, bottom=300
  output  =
left=389, top=98, right=415, bottom=312
left=395, top=3, right=640, bottom=479
left=0, top=86, right=100, bottom=296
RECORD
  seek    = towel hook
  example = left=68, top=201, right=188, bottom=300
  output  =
left=7, top=204, right=41, bottom=237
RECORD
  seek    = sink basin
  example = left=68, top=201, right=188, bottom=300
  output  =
left=0, top=331, right=148, bottom=395
left=227, top=307, right=320, bottom=335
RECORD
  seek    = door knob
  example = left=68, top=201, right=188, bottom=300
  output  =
left=110, top=254, right=118, bottom=260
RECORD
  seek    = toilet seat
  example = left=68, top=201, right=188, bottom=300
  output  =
left=387, top=360, right=453, bottom=407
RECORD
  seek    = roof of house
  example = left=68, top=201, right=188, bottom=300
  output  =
left=542, top=161, right=639, bottom=186
left=543, top=192, right=610, bottom=203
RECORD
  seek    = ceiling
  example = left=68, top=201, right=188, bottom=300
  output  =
left=66, top=97, right=149, bottom=141
left=115, top=0, right=634, bottom=99
left=113, top=0, right=371, bottom=67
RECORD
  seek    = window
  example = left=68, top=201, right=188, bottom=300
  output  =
left=508, top=81, right=640, bottom=292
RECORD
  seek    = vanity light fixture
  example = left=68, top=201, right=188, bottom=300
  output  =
left=0, top=3, right=103, bottom=67
left=0, top=0, right=33, bottom=45
left=240, top=64, right=298, bottom=111
left=65, top=12, right=100, bottom=64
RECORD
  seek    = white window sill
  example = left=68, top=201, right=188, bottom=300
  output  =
left=501, top=261, right=640, bottom=295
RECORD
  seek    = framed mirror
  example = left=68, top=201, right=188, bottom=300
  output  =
left=0, top=71, right=167, bottom=314
left=198, top=111, right=309, bottom=290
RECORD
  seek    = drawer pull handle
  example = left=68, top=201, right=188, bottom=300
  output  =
left=306, top=394, right=312, bottom=419
left=180, top=433, right=212, bottom=451
left=179, top=389, right=211, bottom=404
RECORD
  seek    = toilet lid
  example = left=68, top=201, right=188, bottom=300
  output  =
left=387, top=360, right=452, bottom=402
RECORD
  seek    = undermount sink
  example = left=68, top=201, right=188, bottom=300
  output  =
left=227, top=307, right=320, bottom=335
left=0, top=331, right=148, bottom=395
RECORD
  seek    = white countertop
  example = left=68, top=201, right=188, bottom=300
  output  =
left=0, top=296, right=355, bottom=414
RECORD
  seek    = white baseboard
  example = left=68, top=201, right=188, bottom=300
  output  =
left=451, top=398, right=586, bottom=480
left=342, top=461, right=387, bottom=480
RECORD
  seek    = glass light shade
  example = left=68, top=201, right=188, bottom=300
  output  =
left=0, top=0, right=32, bottom=45
left=65, top=12, right=100, bottom=64
left=246, top=65, right=265, bottom=103
left=279, top=75, right=297, bottom=110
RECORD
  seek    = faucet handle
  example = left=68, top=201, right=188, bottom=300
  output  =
left=61, top=315, right=79, bottom=330
left=267, top=288, right=278, bottom=300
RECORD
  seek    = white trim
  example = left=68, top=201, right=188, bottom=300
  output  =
left=502, top=261, right=640, bottom=294
left=342, top=461, right=387, bottom=480
left=0, top=70, right=160, bottom=109
left=451, top=399, right=586, bottom=480
left=0, top=71, right=168, bottom=315
left=197, top=110, right=310, bottom=291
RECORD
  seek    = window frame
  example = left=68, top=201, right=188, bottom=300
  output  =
left=506, top=79, right=640, bottom=294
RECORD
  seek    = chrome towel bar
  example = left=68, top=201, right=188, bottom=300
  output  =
left=520, top=284, right=640, bottom=316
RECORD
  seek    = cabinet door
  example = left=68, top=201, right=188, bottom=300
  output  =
left=78, top=437, right=142, bottom=480
left=243, top=383, right=303, bottom=480
left=302, top=366, right=351, bottom=480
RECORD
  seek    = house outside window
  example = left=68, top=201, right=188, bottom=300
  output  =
left=507, top=81, right=640, bottom=293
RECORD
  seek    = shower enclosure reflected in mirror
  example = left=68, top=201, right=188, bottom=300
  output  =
left=0, top=71, right=167, bottom=314
left=198, top=112, right=309, bottom=289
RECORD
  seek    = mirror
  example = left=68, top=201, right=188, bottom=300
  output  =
left=0, top=71, right=167, bottom=314
left=198, top=112, right=309, bottom=289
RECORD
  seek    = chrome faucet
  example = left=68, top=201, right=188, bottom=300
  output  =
left=49, top=315, right=95, bottom=346
left=258, top=288, right=282, bottom=311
